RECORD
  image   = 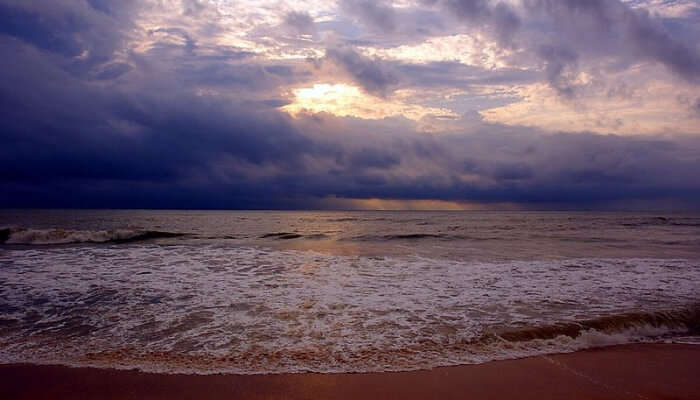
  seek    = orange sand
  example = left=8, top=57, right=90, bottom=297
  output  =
left=2, top=344, right=699, bottom=400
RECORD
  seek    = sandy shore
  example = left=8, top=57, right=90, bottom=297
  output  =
left=2, top=344, right=699, bottom=400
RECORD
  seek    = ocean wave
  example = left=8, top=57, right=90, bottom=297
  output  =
left=101, top=305, right=700, bottom=374
left=1, top=244, right=698, bottom=375
left=325, top=217, right=392, bottom=222
left=489, top=307, right=700, bottom=343
left=349, top=233, right=465, bottom=241
left=325, top=218, right=360, bottom=222
left=259, top=232, right=329, bottom=240
left=2, top=306, right=697, bottom=375
left=620, top=216, right=700, bottom=228
left=0, top=227, right=184, bottom=245
left=260, top=232, right=303, bottom=240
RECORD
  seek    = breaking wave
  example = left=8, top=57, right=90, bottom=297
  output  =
left=1, top=242, right=698, bottom=374
left=0, top=227, right=184, bottom=245
left=2, top=306, right=698, bottom=375
left=489, top=307, right=700, bottom=343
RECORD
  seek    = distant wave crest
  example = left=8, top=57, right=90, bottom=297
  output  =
left=350, top=233, right=464, bottom=241
left=0, top=227, right=183, bottom=245
left=259, top=232, right=328, bottom=240
left=621, top=216, right=700, bottom=227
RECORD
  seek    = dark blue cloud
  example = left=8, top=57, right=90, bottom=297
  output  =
left=341, top=0, right=397, bottom=33
left=434, top=0, right=521, bottom=45
left=0, top=3, right=84, bottom=57
left=396, top=61, right=539, bottom=89
left=324, top=47, right=399, bottom=96
left=283, top=11, right=316, bottom=35
left=150, top=27, right=197, bottom=52
left=334, top=1, right=448, bottom=48
left=0, top=1, right=132, bottom=72
left=346, top=148, right=401, bottom=170
left=525, top=0, right=700, bottom=83
left=93, top=62, right=132, bottom=80
left=537, top=45, right=579, bottom=98
left=1, top=0, right=700, bottom=210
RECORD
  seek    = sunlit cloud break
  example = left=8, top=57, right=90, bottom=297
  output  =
left=283, top=83, right=458, bottom=121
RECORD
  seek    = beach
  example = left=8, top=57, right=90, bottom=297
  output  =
left=2, top=211, right=700, bottom=397
left=5, top=0, right=700, bottom=396
left=3, top=344, right=700, bottom=400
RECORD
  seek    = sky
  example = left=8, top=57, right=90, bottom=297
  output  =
left=1, top=0, right=700, bottom=210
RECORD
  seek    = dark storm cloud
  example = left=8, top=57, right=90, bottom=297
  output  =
left=0, top=3, right=83, bottom=56
left=430, top=0, right=521, bottom=45
left=181, top=0, right=208, bottom=16
left=341, top=0, right=397, bottom=33
left=397, top=61, right=539, bottom=89
left=93, top=62, right=133, bottom=80
left=173, top=62, right=304, bottom=91
left=346, top=148, right=401, bottom=170
left=0, top=33, right=319, bottom=187
left=464, top=161, right=534, bottom=181
left=0, top=0, right=133, bottom=72
left=1, top=0, right=700, bottom=210
left=537, top=45, right=579, bottom=98
left=524, top=0, right=700, bottom=83
left=334, top=1, right=447, bottom=48
left=262, top=112, right=700, bottom=208
left=324, top=47, right=399, bottom=96
left=408, top=0, right=700, bottom=96
left=4, top=52, right=700, bottom=209
left=150, top=27, right=197, bottom=52
left=86, top=0, right=132, bottom=16
left=283, top=11, right=316, bottom=35
left=309, top=128, right=700, bottom=206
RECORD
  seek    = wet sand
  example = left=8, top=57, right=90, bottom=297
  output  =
left=2, top=344, right=699, bottom=400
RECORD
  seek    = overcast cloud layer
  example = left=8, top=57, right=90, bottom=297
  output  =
left=1, top=0, right=700, bottom=209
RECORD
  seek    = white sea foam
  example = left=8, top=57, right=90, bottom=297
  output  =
left=0, top=245, right=698, bottom=374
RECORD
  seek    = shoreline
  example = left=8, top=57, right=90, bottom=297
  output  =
left=2, top=343, right=700, bottom=399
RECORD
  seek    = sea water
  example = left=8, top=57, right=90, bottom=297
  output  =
left=1, top=210, right=698, bottom=373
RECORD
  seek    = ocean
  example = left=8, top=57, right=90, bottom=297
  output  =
left=1, top=210, right=699, bottom=374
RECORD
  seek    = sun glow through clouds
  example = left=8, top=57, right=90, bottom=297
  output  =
left=283, top=83, right=459, bottom=121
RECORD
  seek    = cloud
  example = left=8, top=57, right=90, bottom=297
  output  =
left=340, top=0, right=397, bottom=33
left=536, top=45, right=579, bottom=98
left=5, top=44, right=700, bottom=210
left=525, top=0, right=700, bottom=83
left=283, top=11, right=317, bottom=36
left=324, top=47, right=399, bottom=96
left=435, top=0, right=521, bottom=45
left=1, top=0, right=700, bottom=210
left=481, top=75, right=700, bottom=135
left=282, top=83, right=458, bottom=122
left=0, top=0, right=134, bottom=73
